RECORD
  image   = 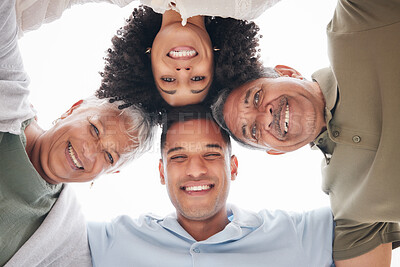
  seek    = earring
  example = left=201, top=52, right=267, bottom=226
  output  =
left=90, top=181, right=94, bottom=189
left=213, top=47, right=220, bottom=52
left=145, top=47, right=151, bottom=54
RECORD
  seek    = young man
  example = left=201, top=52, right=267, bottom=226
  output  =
left=211, top=0, right=400, bottom=265
left=87, top=106, right=334, bottom=266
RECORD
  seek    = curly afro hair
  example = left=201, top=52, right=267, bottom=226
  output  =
left=96, top=5, right=264, bottom=124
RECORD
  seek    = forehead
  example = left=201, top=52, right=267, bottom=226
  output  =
left=73, top=105, right=121, bottom=122
left=165, top=119, right=226, bottom=152
left=74, top=106, right=134, bottom=136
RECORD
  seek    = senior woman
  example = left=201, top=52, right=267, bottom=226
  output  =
left=1, top=96, right=155, bottom=266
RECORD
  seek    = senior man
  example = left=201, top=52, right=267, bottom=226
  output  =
left=211, top=0, right=400, bottom=265
left=87, top=105, right=334, bottom=266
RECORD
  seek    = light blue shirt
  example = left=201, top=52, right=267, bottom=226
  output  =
left=88, top=205, right=334, bottom=267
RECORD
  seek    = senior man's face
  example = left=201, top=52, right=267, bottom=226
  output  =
left=223, top=66, right=326, bottom=153
left=159, top=119, right=237, bottom=223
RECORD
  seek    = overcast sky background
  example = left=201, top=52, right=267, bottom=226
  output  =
left=18, top=0, right=400, bottom=263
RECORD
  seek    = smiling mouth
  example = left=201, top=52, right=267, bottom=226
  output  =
left=180, top=184, right=214, bottom=192
left=284, top=103, right=289, bottom=134
left=273, top=97, right=289, bottom=139
left=167, top=47, right=198, bottom=59
left=67, top=142, right=84, bottom=170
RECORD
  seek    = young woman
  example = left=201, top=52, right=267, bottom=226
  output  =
left=97, top=3, right=279, bottom=117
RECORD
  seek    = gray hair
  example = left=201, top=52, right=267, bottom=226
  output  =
left=211, top=67, right=279, bottom=150
left=80, top=96, right=155, bottom=173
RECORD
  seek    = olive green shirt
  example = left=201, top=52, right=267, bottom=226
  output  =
left=0, top=120, right=62, bottom=266
left=311, top=0, right=400, bottom=260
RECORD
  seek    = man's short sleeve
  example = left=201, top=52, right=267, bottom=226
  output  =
left=292, top=207, right=334, bottom=265
left=333, top=220, right=400, bottom=260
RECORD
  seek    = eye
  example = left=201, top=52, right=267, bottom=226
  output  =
left=91, top=123, right=99, bottom=137
left=204, top=153, right=221, bottom=160
left=161, top=77, right=176, bottom=82
left=105, top=151, right=114, bottom=164
left=170, top=155, right=187, bottom=162
left=191, top=76, right=205, bottom=82
left=251, top=124, right=257, bottom=140
left=254, top=89, right=262, bottom=107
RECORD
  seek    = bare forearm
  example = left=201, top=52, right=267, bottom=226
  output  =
left=335, top=243, right=392, bottom=267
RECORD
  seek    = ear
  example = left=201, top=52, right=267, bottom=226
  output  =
left=60, top=99, right=84, bottom=120
left=230, top=155, right=238, bottom=181
left=266, top=149, right=286, bottom=155
left=159, top=159, right=166, bottom=185
left=274, top=65, right=304, bottom=80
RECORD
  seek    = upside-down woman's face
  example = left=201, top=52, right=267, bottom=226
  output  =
left=151, top=19, right=214, bottom=106
left=38, top=105, right=135, bottom=184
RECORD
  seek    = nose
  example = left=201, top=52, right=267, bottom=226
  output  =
left=185, top=156, right=207, bottom=178
left=82, top=140, right=101, bottom=162
left=256, top=104, right=274, bottom=131
left=176, top=66, right=191, bottom=71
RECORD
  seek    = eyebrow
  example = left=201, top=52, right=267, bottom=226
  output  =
left=241, top=125, right=248, bottom=139
left=167, top=146, right=184, bottom=155
left=97, top=117, right=121, bottom=159
left=191, top=86, right=207, bottom=94
left=240, top=88, right=254, bottom=139
left=166, top=143, right=222, bottom=155
left=159, top=86, right=208, bottom=95
left=244, top=89, right=252, bottom=104
left=160, top=88, right=177, bottom=95
left=206, top=144, right=223, bottom=150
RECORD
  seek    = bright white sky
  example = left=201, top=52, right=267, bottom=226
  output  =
left=18, top=0, right=400, bottom=263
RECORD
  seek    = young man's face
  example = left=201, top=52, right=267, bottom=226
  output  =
left=159, top=119, right=237, bottom=222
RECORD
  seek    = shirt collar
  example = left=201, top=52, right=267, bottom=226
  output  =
left=311, top=67, right=337, bottom=112
left=156, top=204, right=262, bottom=243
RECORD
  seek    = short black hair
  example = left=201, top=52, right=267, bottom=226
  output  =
left=96, top=5, right=264, bottom=124
left=160, top=105, right=231, bottom=156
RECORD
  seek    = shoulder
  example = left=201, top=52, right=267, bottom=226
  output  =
left=329, top=0, right=400, bottom=33
left=257, top=207, right=333, bottom=231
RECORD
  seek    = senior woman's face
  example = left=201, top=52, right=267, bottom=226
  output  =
left=151, top=20, right=214, bottom=106
left=39, top=104, right=135, bottom=184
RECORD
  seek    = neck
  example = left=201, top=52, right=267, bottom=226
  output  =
left=25, top=120, right=43, bottom=161
left=161, top=10, right=205, bottom=29
left=177, top=207, right=230, bottom=241
left=25, top=121, right=57, bottom=184
left=312, top=81, right=327, bottom=129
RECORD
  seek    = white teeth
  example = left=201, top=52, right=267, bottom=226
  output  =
left=68, top=143, right=83, bottom=169
left=284, top=104, right=289, bottom=134
left=184, top=185, right=211, bottom=192
left=168, top=50, right=197, bottom=58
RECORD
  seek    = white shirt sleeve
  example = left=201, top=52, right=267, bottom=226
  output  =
left=140, top=0, right=281, bottom=26
left=0, top=0, right=35, bottom=135
left=15, top=0, right=137, bottom=37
